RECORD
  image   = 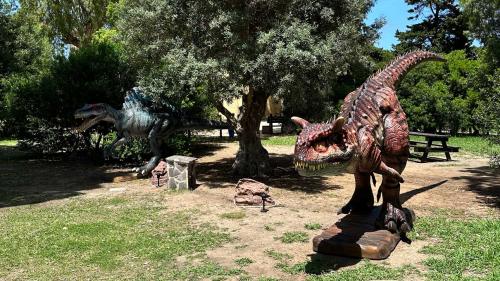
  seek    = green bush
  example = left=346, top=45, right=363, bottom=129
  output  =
left=102, top=131, right=192, bottom=162
left=6, top=41, right=135, bottom=154
left=17, top=117, right=79, bottom=154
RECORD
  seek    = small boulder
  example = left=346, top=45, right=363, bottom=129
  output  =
left=234, top=178, right=275, bottom=206
left=151, top=160, right=168, bottom=187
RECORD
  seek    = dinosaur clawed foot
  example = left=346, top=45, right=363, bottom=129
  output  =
left=133, top=167, right=151, bottom=178
left=377, top=203, right=414, bottom=234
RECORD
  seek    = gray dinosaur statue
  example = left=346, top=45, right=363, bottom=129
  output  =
left=74, top=87, right=228, bottom=176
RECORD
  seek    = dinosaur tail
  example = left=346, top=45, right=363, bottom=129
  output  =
left=179, top=117, right=231, bottom=130
left=375, top=50, right=445, bottom=87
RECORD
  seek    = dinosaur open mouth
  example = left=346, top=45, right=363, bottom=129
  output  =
left=293, top=144, right=354, bottom=176
left=292, top=116, right=354, bottom=176
left=74, top=115, right=103, bottom=132
left=293, top=129, right=354, bottom=176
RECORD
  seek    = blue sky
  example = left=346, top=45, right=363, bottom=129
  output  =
left=366, top=0, right=420, bottom=50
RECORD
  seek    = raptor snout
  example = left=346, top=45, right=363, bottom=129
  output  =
left=74, top=104, right=95, bottom=119
left=73, top=104, right=107, bottom=132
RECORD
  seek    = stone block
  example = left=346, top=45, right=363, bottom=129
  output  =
left=165, top=155, right=198, bottom=190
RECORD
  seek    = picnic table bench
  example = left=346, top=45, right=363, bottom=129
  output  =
left=409, top=132, right=460, bottom=162
left=262, top=114, right=286, bottom=135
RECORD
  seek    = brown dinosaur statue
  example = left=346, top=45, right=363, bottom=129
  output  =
left=292, top=50, right=445, bottom=234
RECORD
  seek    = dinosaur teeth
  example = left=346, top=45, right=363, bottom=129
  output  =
left=295, top=161, right=330, bottom=171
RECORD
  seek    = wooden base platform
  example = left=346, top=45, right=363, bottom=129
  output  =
left=313, top=207, right=411, bottom=260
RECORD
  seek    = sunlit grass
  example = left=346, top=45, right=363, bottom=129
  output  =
left=261, top=135, right=297, bottom=146
left=0, top=197, right=234, bottom=280
left=261, top=134, right=500, bottom=156
left=0, top=139, right=17, bottom=146
left=278, top=231, right=309, bottom=243
left=410, top=135, right=500, bottom=156
left=410, top=216, right=500, bottom=280
left=220, top=211, right=246, bottom=220
left=266, top=216, right=499, bottom=280
left=304, top=223, right=322, bottom=230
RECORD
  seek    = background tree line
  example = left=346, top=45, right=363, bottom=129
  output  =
left=0, top=0, right=498, bottom=176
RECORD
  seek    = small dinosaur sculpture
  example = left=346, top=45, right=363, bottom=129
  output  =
left=292, top=50, right=445, bottom=234
left=74, top=87, right=227, bottom=177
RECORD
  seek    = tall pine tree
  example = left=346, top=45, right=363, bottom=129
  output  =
left=395, top=0, right=470, bottom=53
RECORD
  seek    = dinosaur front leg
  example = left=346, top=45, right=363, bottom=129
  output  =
left=357, top=126, right=404, bottom=183
left=338, top=171, right=374, bottom=214
left=104, top=136, right=127, bottom=160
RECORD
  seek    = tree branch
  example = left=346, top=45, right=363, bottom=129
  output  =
left=215, top=100, right=237, bottom=127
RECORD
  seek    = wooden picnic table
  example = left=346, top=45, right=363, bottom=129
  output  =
left=409, top=131, right=459, bottom=162
left=265, top=114, right=286, bottom=135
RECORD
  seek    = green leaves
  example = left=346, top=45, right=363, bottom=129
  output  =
left=19, top=0, right=119, bottom=48
left=395, top=0, right=470, bottom=54
left=118, top=0, right=378, bottom=114
left=399, top=50, right=487, bottom=134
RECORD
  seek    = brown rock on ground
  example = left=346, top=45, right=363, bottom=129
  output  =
left=234, top=178, right=276, bottom=206
left=151, top=160, right=168, bottom=187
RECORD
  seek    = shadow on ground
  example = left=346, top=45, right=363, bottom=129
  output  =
left=0, top=140, right=230, bottom=208
left=196, top=152, right=342, bottom=193
left=190, top=141, right=230, bottom=159
left=452, top=166, right=500, bottom=208
left=305, top=253, right=361, bottom=274
left=0, top=146, right=133, bottom=208
left=400, top=180, right=447, bottom=204
left=0, top=162, right=132, bottom=208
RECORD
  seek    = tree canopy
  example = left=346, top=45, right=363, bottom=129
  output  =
left=0, top=0, right=498, bottom=168
left=19, top=0, right=119, bottom=48
left=395, top=0, right=470, bottom=53
left=118, top=0, right=380, bottom=176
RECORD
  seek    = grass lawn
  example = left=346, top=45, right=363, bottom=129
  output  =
left=411, top=216, right=500, bottom=281
left=1, top=135, right=498, bottom=280
left=267, top=215, right=500, bottom=281
left=262, top=135, right=500, bottom=157
left=409, top=135, right=500, bottom=156
left=0, top=196, right=239, bottom=280
left=1, top=194, right=498, bottom=280
left=0, top=139, right=18, bottom=146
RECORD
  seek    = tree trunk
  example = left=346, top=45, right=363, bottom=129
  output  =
left=232, top=87, right=271, bottom=177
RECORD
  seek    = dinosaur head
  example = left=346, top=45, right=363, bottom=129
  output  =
left=292, top=116, right=355, bottom=177
left=74, top=103, right=111, bottom=132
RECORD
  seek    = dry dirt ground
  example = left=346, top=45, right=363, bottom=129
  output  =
left=1, top=141, right=499, bottom=280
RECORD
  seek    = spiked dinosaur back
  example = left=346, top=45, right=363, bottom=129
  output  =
left=342, top=51, right=445, bottom=173
left=340, top=50, right=445, bottom=124
left=292, top=50, right=444, bottom=178
left=123, top=87, right=228, bottom=131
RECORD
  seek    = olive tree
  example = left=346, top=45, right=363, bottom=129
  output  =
left=118, top=0, right=379, bottom=176
left=19, top=0, right=119, bottom=48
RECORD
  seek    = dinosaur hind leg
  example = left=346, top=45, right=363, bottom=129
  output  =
left=136, top=121, right=170, bottom=177
left=135, top=137, right=162, bottom=177
left=338, top=172, right=374, bottom=214
left=376, top=155, right=413, bottom=234
left=375, top=107, right=413, bottom=233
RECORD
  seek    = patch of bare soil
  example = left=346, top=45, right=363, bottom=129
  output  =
left=1, top=142, right=498, bottom=279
